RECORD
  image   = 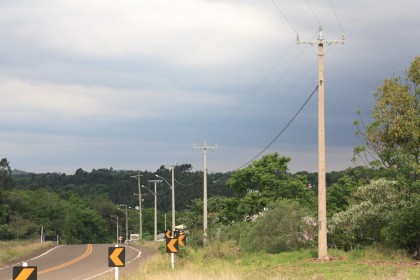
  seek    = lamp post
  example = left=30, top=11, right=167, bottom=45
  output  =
left=130, top=173, right=143, bottom=241
left=143, top=181, right=161, bottom=241
left=110, top=214, right=119, bottom=244
left=156, top=168, right=176, bottom=270
left=155, top=173, right=175, bottom=233
left=117, top=204, right=128, bottom=241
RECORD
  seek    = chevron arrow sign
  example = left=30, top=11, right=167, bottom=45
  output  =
left=108, top=247, right=125, bottom=267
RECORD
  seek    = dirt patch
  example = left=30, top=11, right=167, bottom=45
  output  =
left=309, top=256, right=347, bottom=262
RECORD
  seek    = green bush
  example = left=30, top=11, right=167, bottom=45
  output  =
left=219, top=221, right=252, bottom=249
left=203, top=239, right=241, bottom=260
left=329, top=179, right=405, bottom=249
left=382, top=199, right=420, bottom=259
left=243, top=199, right=316, bottom=253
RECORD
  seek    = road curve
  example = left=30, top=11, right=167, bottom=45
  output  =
left=0, top=244, right=154, bottom=280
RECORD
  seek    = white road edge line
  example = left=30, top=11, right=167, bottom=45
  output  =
left=82, top=245, right=143, bottom=280
left=0, top=245, right=62, bottom=270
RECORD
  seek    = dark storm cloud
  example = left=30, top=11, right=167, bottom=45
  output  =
left=0, top=0, right=418, bottom=174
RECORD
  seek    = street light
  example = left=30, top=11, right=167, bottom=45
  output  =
left=130, top=173, right=143, bottom=241
left=117, top=204, right=128, bottom=241
left=156, top=169, right=176, bottom=269
left=110, top=214, right=120, bottom=244
left=155, top=173, right=175, bottom=233
left=143, top=182, right=161, bottom=241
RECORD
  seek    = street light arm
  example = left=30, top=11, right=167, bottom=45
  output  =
left=155, top=175, right=172, bottom=188
left=141, top=185, right=157, bottom=195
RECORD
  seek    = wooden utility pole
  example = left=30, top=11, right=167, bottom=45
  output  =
left=193, top=141, right=217, bottom=244
left=297, top=26, right=344, bottom=260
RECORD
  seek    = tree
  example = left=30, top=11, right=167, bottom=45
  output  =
left=227, top=153, right=316, bottom=216
left=9, top=214, right=36, bottom=240
left=0, top=158, right=12, bottom=191
left=351, top=57, right=419, bottom=256
left=382, top=198, right=420, bottom=259
left=327, top=175, right=358, bottom=217
left=354, top=57, right=420, bottom=183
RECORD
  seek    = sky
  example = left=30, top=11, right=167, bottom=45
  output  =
left=0, top=0, right=419, bottom=175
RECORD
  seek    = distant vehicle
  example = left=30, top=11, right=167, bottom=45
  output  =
left=175, top=224, right=188, bottom=235
left=130, top=234, right=139, bottom=241
left=175, top=224, right=187, bottom=231
left=124, top=239, right=132, bottom=244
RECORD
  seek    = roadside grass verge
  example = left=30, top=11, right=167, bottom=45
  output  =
left=0, top=240, right=55, bottom=265
left=117, top=243, right=419, bottom=280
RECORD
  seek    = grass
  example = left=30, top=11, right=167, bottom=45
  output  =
left=1, top=240, right=418, bottom=279
left=0, top=240, right=55, bottom=265
left=114, top=243, right=419, bottom=280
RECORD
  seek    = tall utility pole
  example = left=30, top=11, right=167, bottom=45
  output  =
left=148, top=180, right=161, bottom=241
left=193, top=141, right=217, bottom=243
left=130, top=173, right=143, bottom=241
left=297, top=26, right=345, bottom=260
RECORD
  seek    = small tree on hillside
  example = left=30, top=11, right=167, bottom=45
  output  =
left=354, top=56, right=419, bottom=186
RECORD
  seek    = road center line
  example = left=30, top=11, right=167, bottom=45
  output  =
left=38, top=244, right=93, bottom=275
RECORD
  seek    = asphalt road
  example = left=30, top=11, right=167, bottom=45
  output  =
left=0, top=244, right=155, bottom=280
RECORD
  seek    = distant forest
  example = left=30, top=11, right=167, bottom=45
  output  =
left=10, top=164, right=362, bottom=212
left=2, top=160, right=361, bottom=243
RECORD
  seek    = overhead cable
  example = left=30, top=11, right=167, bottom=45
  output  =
left=329, top=0, right=345, bottom=34
left=174, top=179, right=197, bottom=186
left=305, top=0, right=321, bottom=26
left=235, top=85, right=318, bottom=171
left=271, top=0, right=298, bottom=34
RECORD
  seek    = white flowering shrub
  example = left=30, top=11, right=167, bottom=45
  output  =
left=329, top=179, right=405, bottom=249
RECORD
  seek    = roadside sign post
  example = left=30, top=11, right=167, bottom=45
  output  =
left=13, top=266, right=37, bottom=280
left=166, top=235, right=178, bottom=269
left=108, top=245, right=125, bottom=280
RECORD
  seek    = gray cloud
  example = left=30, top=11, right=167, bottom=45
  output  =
left=0, top=0, right=419, bottom=174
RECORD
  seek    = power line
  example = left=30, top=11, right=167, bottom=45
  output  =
left=174, top=179, right=197, bottom=186
left=305, top=0, right=321, bottom=26
left=235, top=85, right=318, bottom=171
left=271, top=60, right=317, bottom=106
left=232, top=40, right=295, bottom=118
left=248, top=39, right=313, bottom=115
left=271, top=0, right=298, bottom=34
left=329, top=0, right=345, bottom=34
